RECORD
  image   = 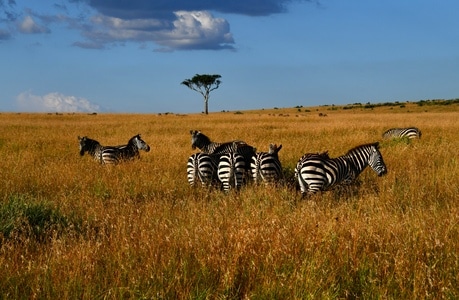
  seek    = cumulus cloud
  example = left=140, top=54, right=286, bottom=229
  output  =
left=16, top=92, right=101, bottom=113
left=77, top=10, right=234, bottom=50
left=2, top=0, right=313, bottom=50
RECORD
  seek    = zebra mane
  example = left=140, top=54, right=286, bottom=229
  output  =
left=345, top=142, right=379, bottom=155
left=127, top=134, right=141, bottom=144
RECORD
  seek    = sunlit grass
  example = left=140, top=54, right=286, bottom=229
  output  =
left=1, top=102, right=459, bottom=298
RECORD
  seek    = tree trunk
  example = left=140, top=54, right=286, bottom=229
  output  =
left=204, top=94, right=209, bottom=114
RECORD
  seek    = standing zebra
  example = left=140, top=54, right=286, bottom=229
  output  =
left=382, top=127, right=421, bottom=139
left=295, top=142, right=387, bottom=197
left=78, top=136, right=106, bottom=163
left=115, top=134, right=151, bottom=161
left=78, top=134, right=150, bottom=164
left=190, top=130, right=256, bottom=168
left=187, top=152, right=218, bottom=187
left=251, top=144, right=283, bottom=185
left=217, top=142, right=246, bottom=192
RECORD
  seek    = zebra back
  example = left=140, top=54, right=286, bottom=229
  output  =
left=187, top=153, right=218, bottom=187
left=382, top=127, right=421, bottom=139
left=218, top=151, right=246, bottom=192
left=251, top=144, right=283, bottom=184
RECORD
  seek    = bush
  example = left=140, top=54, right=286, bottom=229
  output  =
left=0, top=195, right=83, bottom=243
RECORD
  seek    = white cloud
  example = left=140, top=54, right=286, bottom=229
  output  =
left=76, top=10, right=234, bottom=50
left=161, top=11, right=234, bottom=49
left=18, top=15, right=50, bottom=34
left=16, top=92, right=100, bottom=112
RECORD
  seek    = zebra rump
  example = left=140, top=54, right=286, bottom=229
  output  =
left=251, top=144, right=283, bottom=184
left=382, top=127, right=421, bottom=139
left=218, top=151, right=246, bottom=192
left=187, top=152, right=218, bottom=187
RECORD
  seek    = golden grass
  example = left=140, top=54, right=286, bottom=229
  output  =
left=1, top=102, right=459, bottom=299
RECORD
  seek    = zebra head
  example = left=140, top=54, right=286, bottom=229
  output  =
left=367, top=142, right=387, bottom=177
left=78, top=136, right=98, bottom=156
left=130, top=134, right=150, bottom=152
left=190, top=130, right=211, bottom=150
left=268, top=144, right=282, bottom=156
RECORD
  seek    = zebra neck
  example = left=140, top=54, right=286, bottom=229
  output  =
left=344, top=153, right=369, bottom=175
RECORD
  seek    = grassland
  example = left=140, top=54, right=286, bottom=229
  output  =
left=1, top=101, right=458, bottom=299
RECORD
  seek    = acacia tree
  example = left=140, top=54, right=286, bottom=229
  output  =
left=181, top=74, right=222, bottom=115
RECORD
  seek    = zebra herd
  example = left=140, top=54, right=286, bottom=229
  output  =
left=188, top=126, right=420, bottom=196
left=78, top=126, right=420, bottom=197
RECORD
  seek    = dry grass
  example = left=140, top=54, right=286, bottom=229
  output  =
left=1, top=102, right=459, bottom=299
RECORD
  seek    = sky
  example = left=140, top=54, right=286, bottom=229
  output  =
left=1, top=0, right=458, bottom=114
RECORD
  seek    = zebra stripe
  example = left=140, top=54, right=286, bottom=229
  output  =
left=251, top=144, right=283, bottom=184
left=382, top=127, right=421, bottom=139
left=295, top=143, right=387, bottom=196
left=190, top=130, right=256, bottom=168
left=218, top=151, right=246, bottom=192
left=187, top=153, right=218, bottom=187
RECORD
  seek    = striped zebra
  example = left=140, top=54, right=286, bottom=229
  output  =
left=217, top=143, right=246, bottom=192
left=382, top=127, right=421, bottom=139
left=295, top=143, right=387, bottom=197
left=190, top=130, right=256, bottom=168
left=78, top=136, right=106, bottom=163
left=251, top=144, right=283, bottom=184
left=115, top=134, right=150, bottom=161
left=78, top=134, right=150, bottom=164
left=187, top=152, right=218, bottom=187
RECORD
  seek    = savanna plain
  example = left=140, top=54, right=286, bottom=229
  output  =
left=1, top=101, right=459, bottom=299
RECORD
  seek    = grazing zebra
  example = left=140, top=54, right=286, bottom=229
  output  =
left=251, top=144, right=283, bottom=184
left=190, top=130, right=256, bottom=168
left=78, top=134, right=150, bottom=164
left=217, top=143, right=246, bottom=192
left=382, top=127, right=421, bottom=139
left=295, top=143, right=387, bottom=197
left=187, top=152, right=218, bottom=187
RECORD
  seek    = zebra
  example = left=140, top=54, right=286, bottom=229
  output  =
left=114, top=134, right=150, bottom=161
left=251, top=144, right=283, bottom=184
left=295, top=142, right=387, bottom=197
left=187, top=152, right=218, bottom=187
left=217, top=142, right=246, bottom=192
left=78, top=136, right=106, bottom=163
left=382, top=127, right=421, bottom=139
left=78, top=134, right=150, bottom=164
left=190, top=130, right=256, bottom=168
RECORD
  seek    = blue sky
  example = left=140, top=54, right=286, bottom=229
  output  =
left=1, top=0, right=458, bottom=113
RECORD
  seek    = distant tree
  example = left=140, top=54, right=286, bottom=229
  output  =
left=181, top=74, right=222, bottom=115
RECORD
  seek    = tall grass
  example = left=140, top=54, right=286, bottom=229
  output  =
left=1, top=103, right=458, bottom=299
